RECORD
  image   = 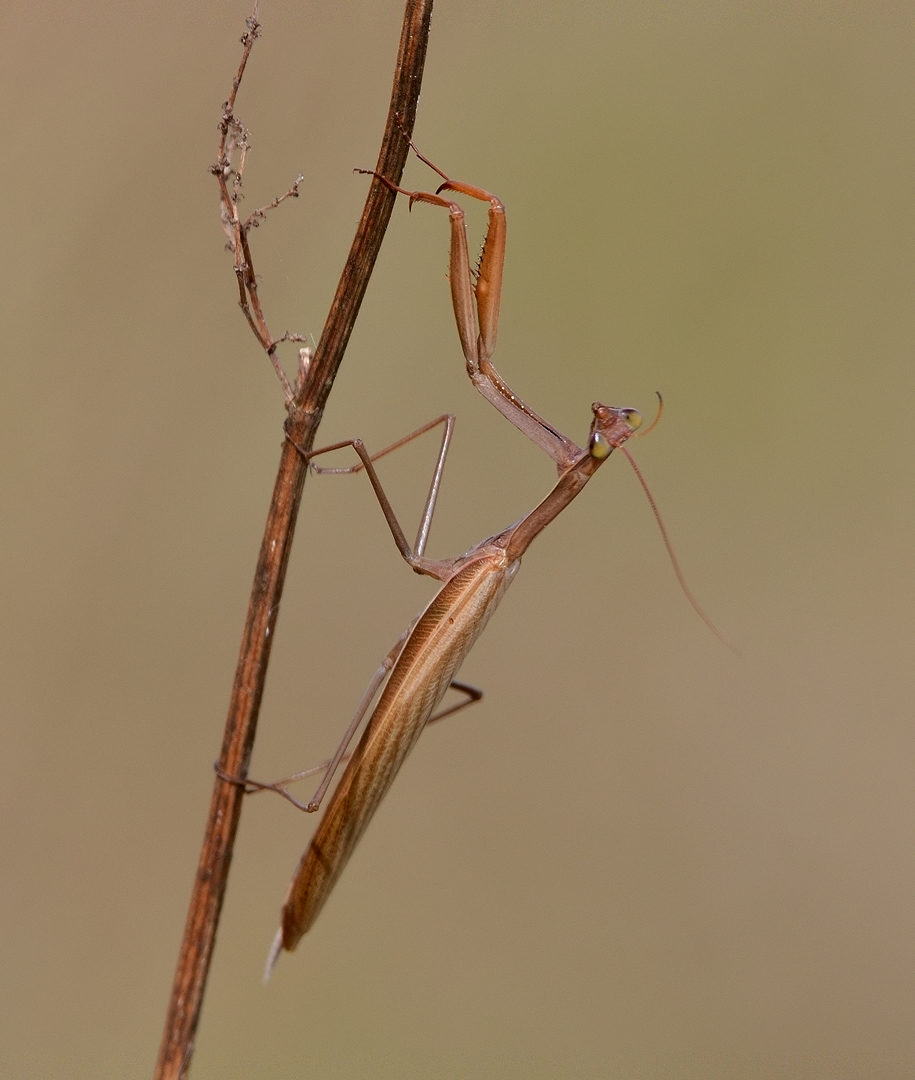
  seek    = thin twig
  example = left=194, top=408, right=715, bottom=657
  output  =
left=243, top=173, right=305, bottom=231
left=211, top=5, right=302, bottom=398
left=153, top=2, right=434, bottom=1077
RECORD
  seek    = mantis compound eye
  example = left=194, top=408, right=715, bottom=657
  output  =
left=588, top=431, right=612, bottom=459
left=621, top=408, right=642, bottom=430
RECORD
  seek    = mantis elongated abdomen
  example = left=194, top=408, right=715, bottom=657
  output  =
left=280, top=552, right=519, bottom=949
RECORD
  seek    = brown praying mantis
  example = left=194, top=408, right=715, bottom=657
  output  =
left=226, top=144, right=730, bottom=978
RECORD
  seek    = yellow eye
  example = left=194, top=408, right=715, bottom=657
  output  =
left=589, top=431, right=612, bottom=459
left=622, top=408, right=642, bottom=430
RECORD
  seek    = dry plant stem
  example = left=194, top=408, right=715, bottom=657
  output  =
left=153, top=1, right=434, bottom=1077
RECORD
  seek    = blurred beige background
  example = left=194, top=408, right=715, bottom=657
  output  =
left=3, top=1, right=915, bottom=1077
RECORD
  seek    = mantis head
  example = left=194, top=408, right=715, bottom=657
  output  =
left=587, top=403, right=643, bottom=460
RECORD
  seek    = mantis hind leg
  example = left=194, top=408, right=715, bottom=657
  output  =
left=215, top=675, right=483, bottom=813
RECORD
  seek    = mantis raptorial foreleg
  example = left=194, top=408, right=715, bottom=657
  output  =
left=360, top=148, right=582, bottom=473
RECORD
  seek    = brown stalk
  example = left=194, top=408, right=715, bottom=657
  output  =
left=153, top=2, right=434, bottom=1077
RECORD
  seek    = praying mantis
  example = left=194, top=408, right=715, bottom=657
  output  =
left=231, top=144, right=727, bottom=977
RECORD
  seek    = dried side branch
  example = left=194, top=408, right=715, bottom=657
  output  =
left=210, top=5, right=306, bottom=400
left=243, top=175, right=305, bottom=231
